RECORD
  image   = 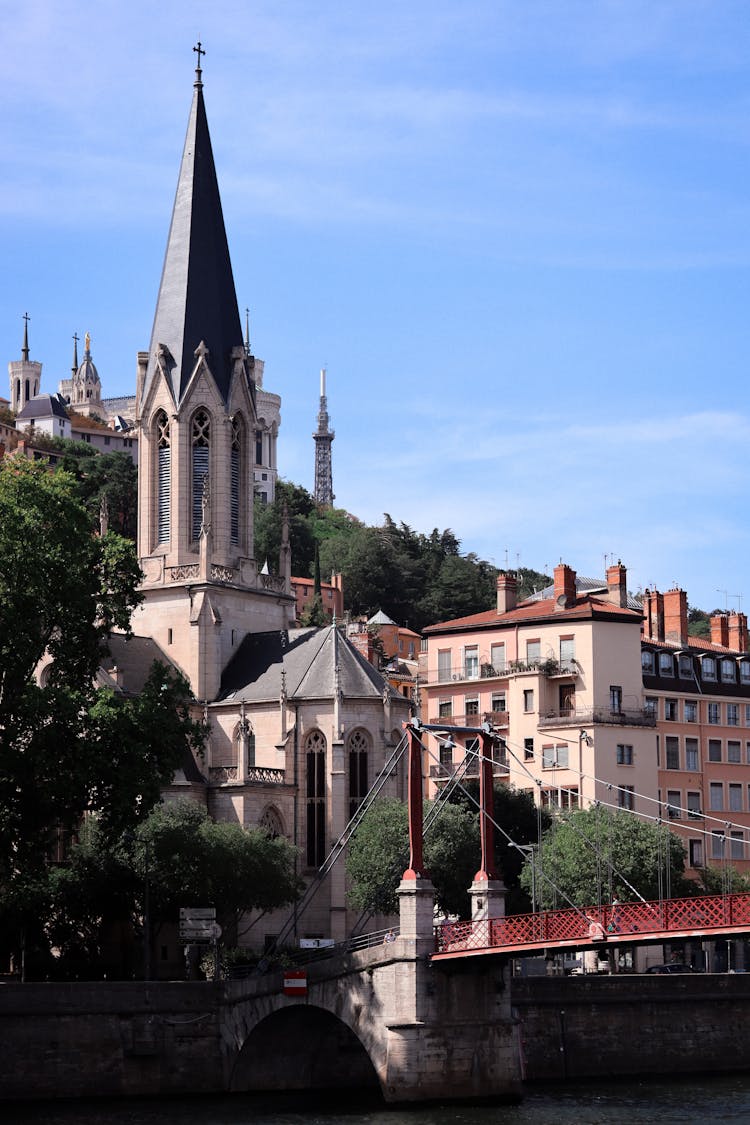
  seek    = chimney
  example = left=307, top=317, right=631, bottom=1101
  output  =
left=663, top=588, right=688, bottom=645
left=728, top=612, right=748, bottom=654
left=606, top=561, right=628, bottom=609
left=496, top=571, right=517, bottom=615
left=711, top=613, right=730, bottom=649
left=553, top=564, right=577, bottom=610
left=348, top=630, right=376, bottom=666
left=643, top=588, right=664, bottom=642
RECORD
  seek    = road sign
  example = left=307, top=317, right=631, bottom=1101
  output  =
left=179, top=907, right=217, bottom=942
left=283, top=970, right=307, bottom=997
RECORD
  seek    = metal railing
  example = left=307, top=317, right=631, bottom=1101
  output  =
left=538, top=707, right=656, bottom=729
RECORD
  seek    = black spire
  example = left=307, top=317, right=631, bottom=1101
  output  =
left=143, top=45, right=245, bottom=407
left=22, top=312, right=30, bottom=362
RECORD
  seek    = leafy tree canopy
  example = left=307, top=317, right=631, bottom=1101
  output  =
left=520, top=805, right=689, bottom=911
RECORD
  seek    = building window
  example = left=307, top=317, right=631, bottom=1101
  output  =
left=708, top=739, right=722, bottom=763
left=709, top=782, right=723, bottom=812
left=678, top=654, right=693, bottom=679
left=610, top=685, right=623, bottom=713
left=659, top=653, right=674, bottom=677
left=711, top=831, right=725, bottom=860
left=702, top=656, right=716, bottom=681
left=348, top=729, right=370, bottom=819
left=465, top=697, right=479, bottom=717
left=684, top=700, right=697, bottom=723
left=728, top=740, right=741, bottom=764
left=255, top=429, right=263, bottom=465
left=666, top=791, right=681, bottom=819
left=523, top=689, right=534, bottom=713
left=464, top=646, right=479, bottom=679
left=708, top=702, right=720, bottom=725
left=560, top=637, right=575, bottom=671
left=616, top=744, right=633, bottom=765
left=665, top=736, right=679, bottom=770
left=490, top=643, right=505, bottom=674
left=687, top=791, right=701, bottom=820
left=727, top=704, right=739, bottom=727
left=191, top=409, right=210, bottom=541
left=439, top=737, right=454, bottom=768
left=645, top=697, right=657, bottom=716
left=524, top=737, right=534, bottom=761
left=437, top=650, right=452, bottom=682
left=664, top=699, right=678, bottom=721
left=155, top=410, right=171, bottom=545
left=490, top=692, right=506, bottom=714
left=721, top=658, right=736, bottom=682
left=526, top=640, right=541, bottom=666
left=642, top=650, right=654, bottom=674
left=305, top=730, right=326, bottom=867
left=438, top=700, right=452, bottom=719
left=230, top=414, right=244, bottom=545
left=618, top=786, right=635, bottom=811
left=542, top=745, right=569, bottom=769
left=689, top=839, right=703, bottom=867
left=729, top=783, right=743, bottom=812
left=741, top=663, right=750, bottom=685
left=685, top=738, right=699, bottom=771
left=731, top=832, right=744, bottom=861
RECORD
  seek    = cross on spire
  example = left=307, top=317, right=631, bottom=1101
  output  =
left=21, top=312, right=30, bottom=361
left=193, top=40, right=205, bottom=86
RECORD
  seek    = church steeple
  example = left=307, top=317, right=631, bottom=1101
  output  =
left=141, top=44, right=247, bottom=409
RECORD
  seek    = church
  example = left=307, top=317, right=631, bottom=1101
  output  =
left=99, top=49, right=409, bottom=968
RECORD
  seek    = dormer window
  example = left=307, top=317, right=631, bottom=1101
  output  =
left=740, top=662, right=750, bottom=684
left=702, top=656, right=716, bottom=681
left=721, top=658, right=736, bottom=682
left=678, top=654, right=693, bottom=679
left=659, top=652, right=674, bottom=677
left=642, top=650, right=654, bottom=674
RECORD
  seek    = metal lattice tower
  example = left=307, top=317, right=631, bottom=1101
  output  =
left=313, top=367, right=335, bottom=506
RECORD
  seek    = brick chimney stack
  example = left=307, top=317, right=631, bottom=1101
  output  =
left=711, top=613, right=730, bottom=649
left=496, top=571, right=517, bottom=615
left=642, top=589, right=665, bottom=642
left=663, top=588, right=688, bottom=645
left=553, top=564, right=577, bottom=610
left=728, top=612, right=748, bottom=654
left=606, top=561, right=628, bottom=609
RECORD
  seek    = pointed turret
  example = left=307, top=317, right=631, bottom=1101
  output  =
left=142, top=47, right=246, bottom=408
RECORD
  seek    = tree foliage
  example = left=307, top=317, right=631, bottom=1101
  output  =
left=520, top=805, right=689, bottom=910
left=346, top=786, right=548, bottom=918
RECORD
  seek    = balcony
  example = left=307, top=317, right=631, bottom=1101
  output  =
left=538, top=707, right=656, bottom=730
left=209, top=765, right=286, bottom=785
left=429, top=659, right=578, bottom=685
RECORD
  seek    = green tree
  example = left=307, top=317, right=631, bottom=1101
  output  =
left=135, top=799, right=302, bottom=930
left=520, top=805, right=688, bottom=910
left=254, top=480, right=317, bottom=576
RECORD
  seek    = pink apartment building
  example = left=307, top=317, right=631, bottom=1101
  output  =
left=422, top=563, right=750, bottom=879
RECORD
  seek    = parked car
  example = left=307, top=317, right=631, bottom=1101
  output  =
left=644, top=963, right=700, bottom=974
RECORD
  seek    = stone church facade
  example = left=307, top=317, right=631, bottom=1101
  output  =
left=115, top=52, right=409, bottom=964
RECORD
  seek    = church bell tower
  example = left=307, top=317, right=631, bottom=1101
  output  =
left=133, top=45, right=294, bottom=701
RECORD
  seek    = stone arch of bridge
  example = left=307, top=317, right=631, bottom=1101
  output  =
left=228, top=1002, right=382, bottom=1094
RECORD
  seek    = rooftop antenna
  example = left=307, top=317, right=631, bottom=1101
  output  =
left=503, top=547, right=509, bottom=568
left=717, top=589, right=742, bottom=612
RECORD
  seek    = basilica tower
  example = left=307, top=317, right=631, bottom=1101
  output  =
left=132, top=47, right=294, bottom=701
left=8, top=314, right=41, bottom=413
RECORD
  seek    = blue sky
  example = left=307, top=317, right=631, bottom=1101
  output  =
left=3, top=1, right=750, bottom=611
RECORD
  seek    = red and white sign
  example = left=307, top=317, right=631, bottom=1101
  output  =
left=283, top=970, right=308, bottom=997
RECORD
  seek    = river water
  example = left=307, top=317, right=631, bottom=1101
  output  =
left=6, top=1077, right=750, bottom=1125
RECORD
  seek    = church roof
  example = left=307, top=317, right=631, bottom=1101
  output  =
left=17, top=393, right=69, bottom=421
left=142, top=63, right=246, bottom=407
left=368, top=609, right=396, bottom=626
left=217, top=625, right=398, bottom=704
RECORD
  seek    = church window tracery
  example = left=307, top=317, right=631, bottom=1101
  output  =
left=348, top=729, right=370, bottom=818
left=191, top=409, right=211, bottom=540
left=305, top=730, right=326, bottom=867
left=155, top=410, right=171, bottom=544
left=231, top=414, right=244, bottom=545
left=260, top=805, right=284, bottom=838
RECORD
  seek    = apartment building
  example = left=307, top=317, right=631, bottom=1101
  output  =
left=642, top=588, right=750, bottom=876
left=422, top=563, right=656, bottom=813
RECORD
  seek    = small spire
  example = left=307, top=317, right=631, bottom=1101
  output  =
left=21, top=312, right=30, bottom=362
left=72, top=332, right=79, bottom=376
left=193, top=40, right=205, bottom=88
left=244, top=307, right=251, bottom=356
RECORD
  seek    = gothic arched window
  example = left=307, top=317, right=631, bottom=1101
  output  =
left=348, top=729, right=370, bottom=819
left=155, top=410, right=171, bottom=544
left=191, top=409, right=211, bottom=541
left=260, top=805, right=285, bottom=839
left=305, top=729, right=326, bottom=867
left=230, top=414, right=244, bottom=545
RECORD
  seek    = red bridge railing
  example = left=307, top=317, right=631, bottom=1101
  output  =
left=435, top=892, right=750, bottom=954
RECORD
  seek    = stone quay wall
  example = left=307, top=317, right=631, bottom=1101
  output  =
left=513, top=974, right=750, bottom=1082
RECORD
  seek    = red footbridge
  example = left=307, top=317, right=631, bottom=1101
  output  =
left=433, top=892, right=750, bottom=961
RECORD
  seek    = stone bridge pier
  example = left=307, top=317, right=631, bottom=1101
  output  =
left=223, top=876, right=521, bottom=1103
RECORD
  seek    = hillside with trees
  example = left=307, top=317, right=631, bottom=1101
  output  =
left=255, top=481, right=550, bottom=631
